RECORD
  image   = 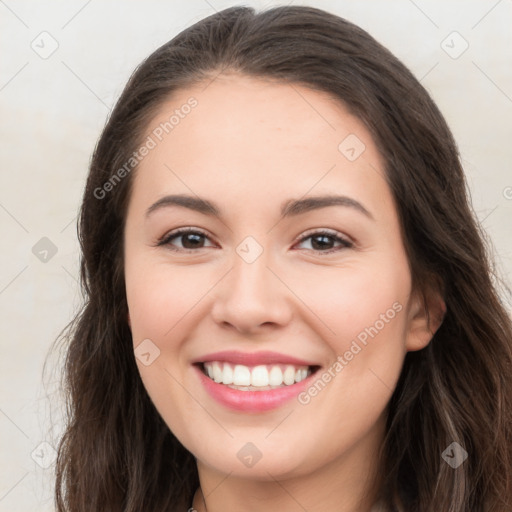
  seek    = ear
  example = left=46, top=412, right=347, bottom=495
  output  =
left=405, top=286, right=446, bottom=352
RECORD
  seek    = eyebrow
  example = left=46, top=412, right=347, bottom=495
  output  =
left=145, top=193, right=374, bottom=220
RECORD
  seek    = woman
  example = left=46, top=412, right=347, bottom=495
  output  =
left=53, top=5, right=512, bottom=511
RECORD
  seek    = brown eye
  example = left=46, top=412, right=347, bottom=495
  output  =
left=157, top=228, right=352, bottom=255
left=158, top=228, right=215, bottom=252
left=295, top=230, right=353, bottom=254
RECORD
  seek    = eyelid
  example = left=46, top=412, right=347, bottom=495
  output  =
left=293, top=227, right=352, bottom=244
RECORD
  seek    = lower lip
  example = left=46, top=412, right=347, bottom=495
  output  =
left=194, top=365, right=316, bottom=412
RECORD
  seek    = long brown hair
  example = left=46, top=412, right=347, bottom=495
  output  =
left=51, top=5, right=512, bottom=511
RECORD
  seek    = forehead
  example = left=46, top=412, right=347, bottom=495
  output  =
left=151, top=73, right=370, bottom=161
left=130, top=73, right=392, bottom=218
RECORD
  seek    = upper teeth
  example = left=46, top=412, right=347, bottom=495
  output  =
left=203, top=362, right=311, bottom=387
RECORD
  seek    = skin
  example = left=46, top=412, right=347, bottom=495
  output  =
left=123, top=73, right=445, bottom=512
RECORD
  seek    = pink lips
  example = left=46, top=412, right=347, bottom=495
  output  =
left=192, top=350, right=320, bottom=412
left=192, top=350, right=318, bottom=367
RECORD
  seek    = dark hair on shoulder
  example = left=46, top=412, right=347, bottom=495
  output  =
left=52, top=5, right=512, bottom=511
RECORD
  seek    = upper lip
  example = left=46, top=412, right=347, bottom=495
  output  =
left=192, top=350, right=320, bottom=367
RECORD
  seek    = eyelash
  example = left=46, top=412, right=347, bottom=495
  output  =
left=157, top=227, right=353, bottom=255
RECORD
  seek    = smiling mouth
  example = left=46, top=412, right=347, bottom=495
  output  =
left=197, top=361, right=321, bottom=391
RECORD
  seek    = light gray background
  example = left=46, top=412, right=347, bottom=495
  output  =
left=1, top=1, right=511, bottom=510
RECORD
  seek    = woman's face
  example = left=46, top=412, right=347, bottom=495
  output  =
left=124, top=74, right=434, bottom=482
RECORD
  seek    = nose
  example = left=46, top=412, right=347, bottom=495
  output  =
left=210, top=249, right=293, bottom=335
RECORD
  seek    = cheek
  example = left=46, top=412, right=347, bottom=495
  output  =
left=291, top=254, right=411, bottom=427
left=125, top=255, right=213, bottom=343
left=125, top=256, right=207, bottom=447
left=287, top=265, right=409, bottom=469
left=296, top=256, right=411, bottom=355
